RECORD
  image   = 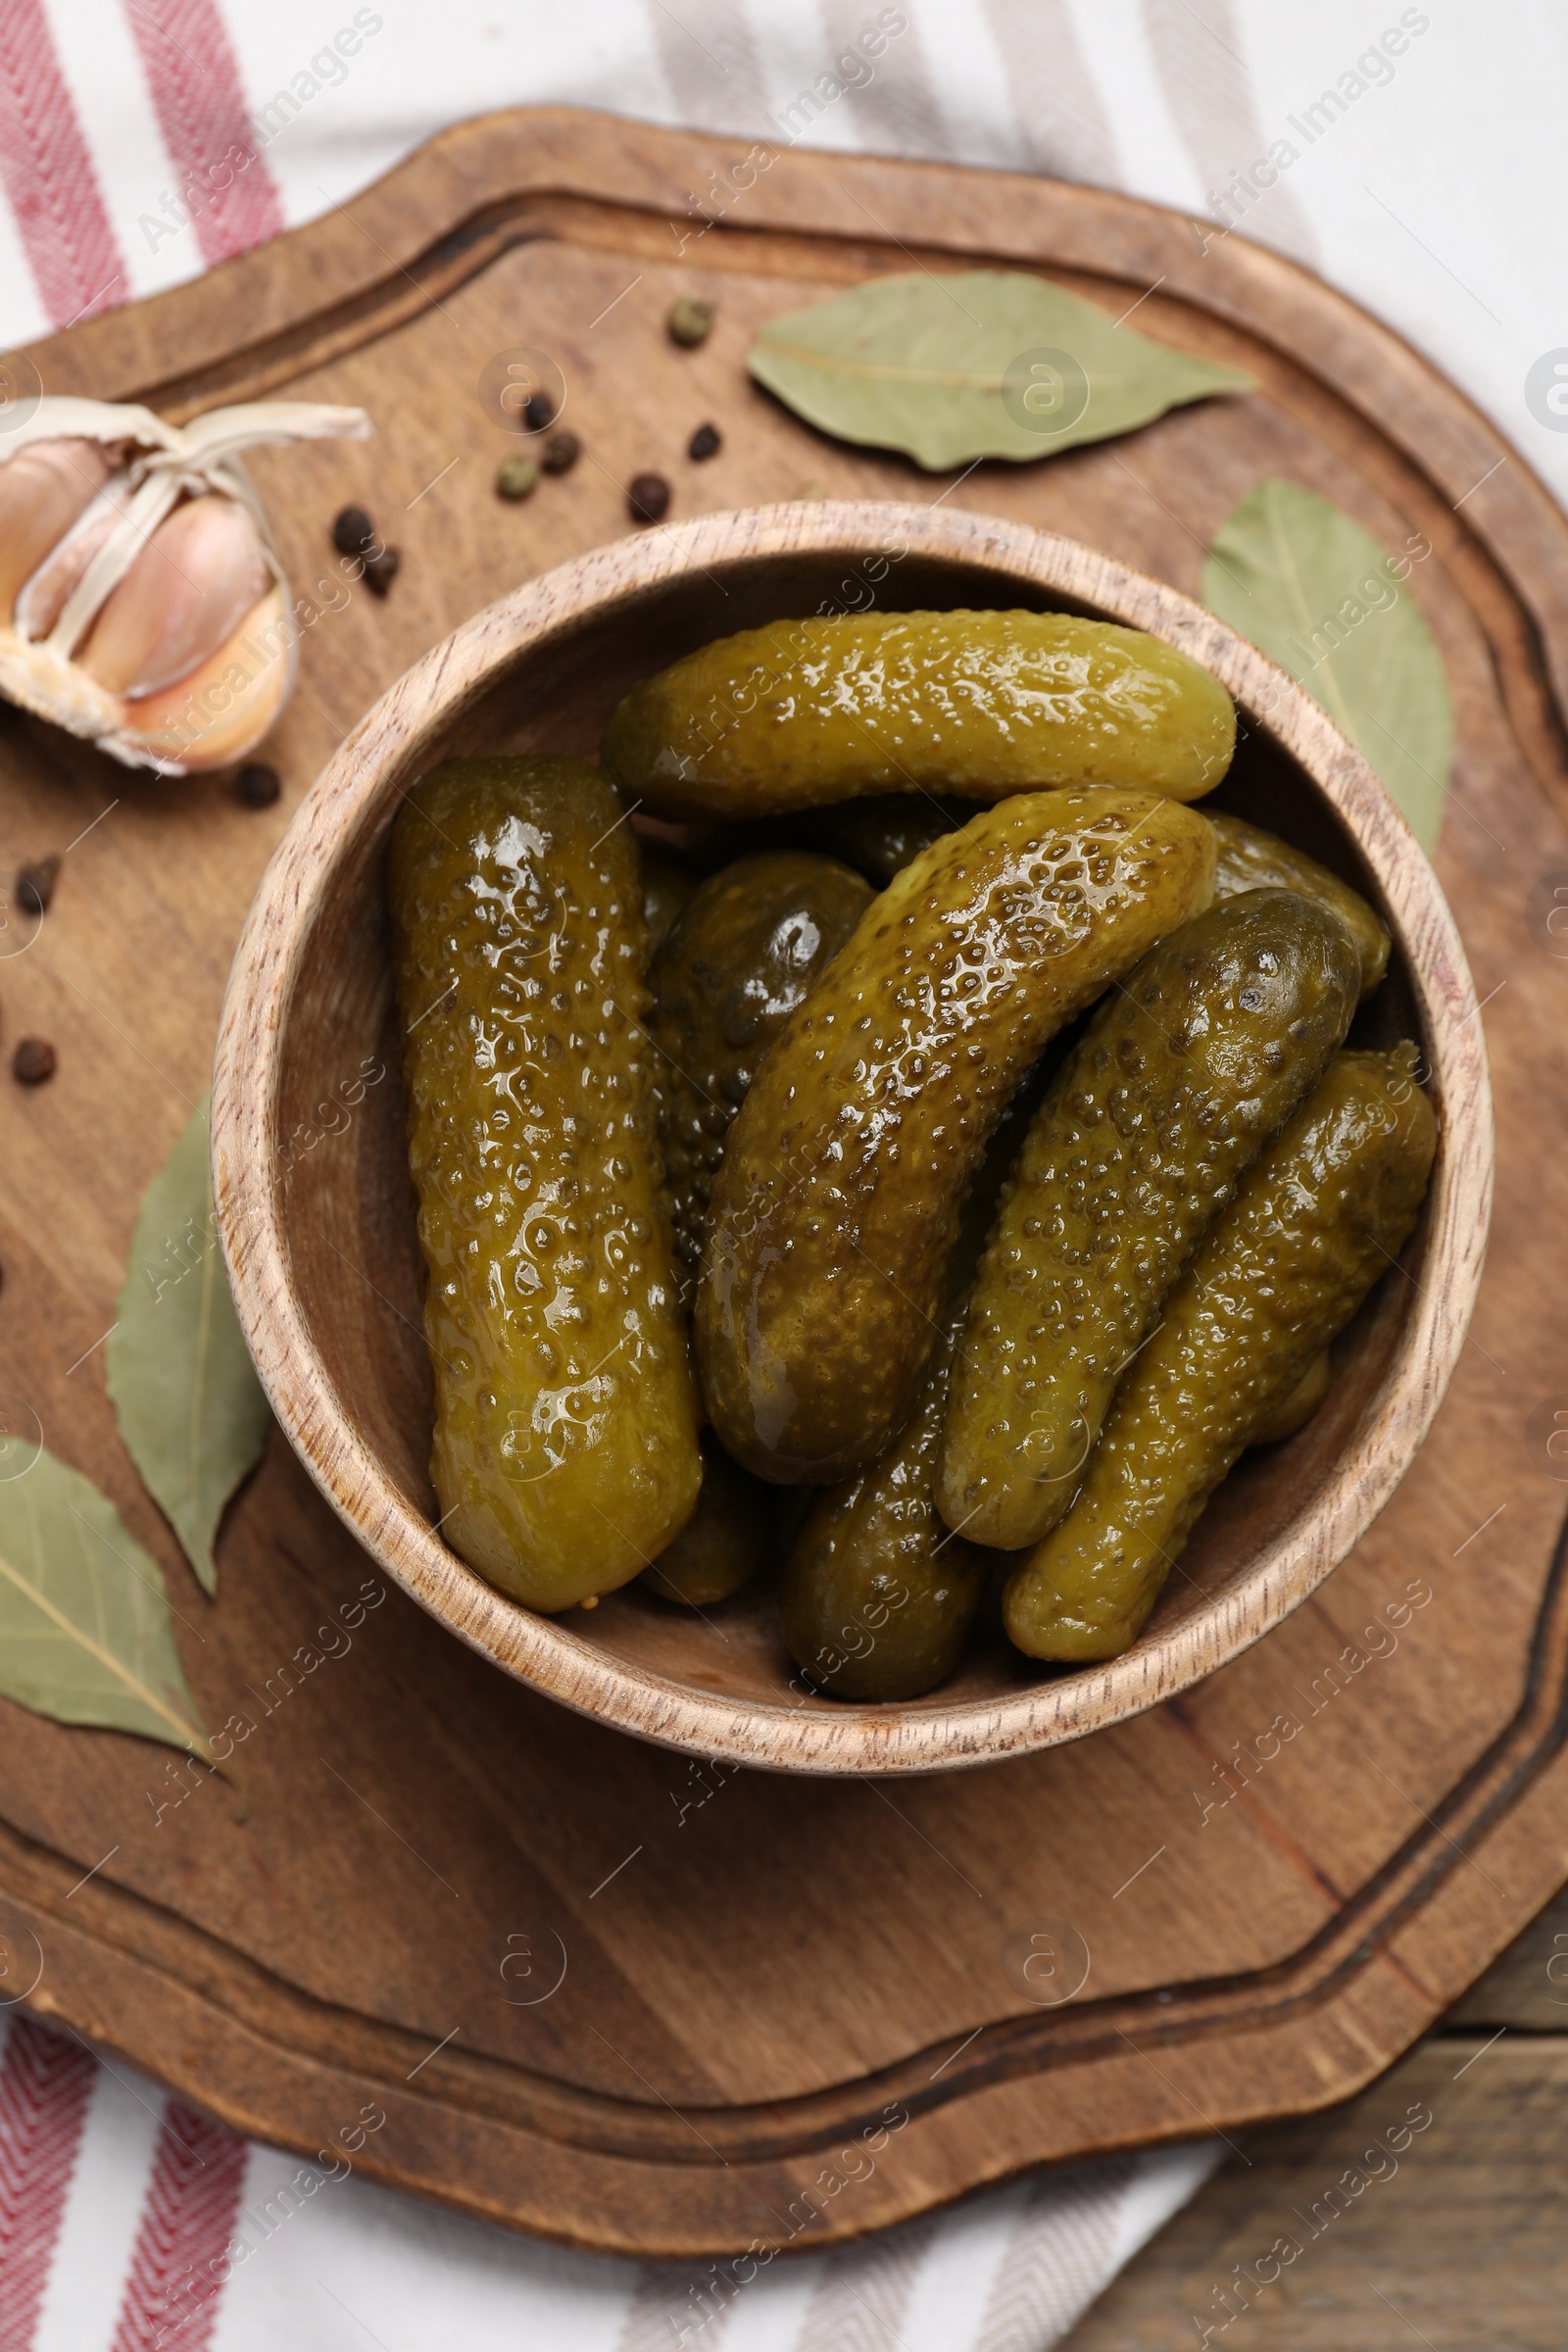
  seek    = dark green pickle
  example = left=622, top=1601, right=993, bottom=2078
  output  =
left=603, top=611, right=1237, bottom=818
left=649, top=851, right=873, bottom=1266
left=696, top=789, right=1217, bottom=1485
left=777, top=1069, right=1047, bottom=1700
left=1004, top=1046, right=1437, bottom=1661
left=639, top=838, right=701, bottom=956
left=1249, top=1349, right=1330, bottom=1446
left=779, top=1324, right=987, bottom=1700
left=643, top=1431, right=769, bottom=1606
left=794, top=793, right=967, bottom=885
left=389, top=756, right=702, bottom=1612
left=938, top=890, right=1358, bottom=1549
left=1208, top=811, right=1389, bottom=996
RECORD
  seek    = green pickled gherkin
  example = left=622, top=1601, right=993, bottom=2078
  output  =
left=937, top=889, right=1358, bottom=1549
left=1209, top=810, right=1389, bottom=995
left=643, top=1431, right=768, bottom=1606
left=696, top=787, right=1217, bottom=1485
left=1248, top=1349, right=1330, bottom=1446
left=1004, top=1045, right=1438, bottom=1662
left=639, top=837, right=701, bottom=956
left=389, top=756, right=702, bottom=1612
left=779, top=1319, right=986, bottom=1700
left=649, top=851, right=873, bottom=1267
left=602, top=611, right=1237, bottom=819
left=778, top=1066, right=1046, bottom=1699
left=794, top=792, right=966, bottom=885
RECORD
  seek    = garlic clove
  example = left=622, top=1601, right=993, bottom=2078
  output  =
left=77, top=493, right=272, bottom=700
left=0, top=439, right=115, bottom=621
left=14, top=469, right=137, bottom=643
left=114, top=579, right=295, bottom=771
left=0, top=396, right=370, bottom=771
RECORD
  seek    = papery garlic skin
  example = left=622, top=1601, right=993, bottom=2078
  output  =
left=0, top=396, right=370, bottom=775
left=13, top=468, right=138, bottom=643
left=0, top=625, right=123, bottom=744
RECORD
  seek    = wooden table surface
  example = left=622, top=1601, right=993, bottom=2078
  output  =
left=1060, top=1886, right=1568, bottom=2347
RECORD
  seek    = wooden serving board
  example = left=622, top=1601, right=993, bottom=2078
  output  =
left=2, top=108, right=1567, bottom=2258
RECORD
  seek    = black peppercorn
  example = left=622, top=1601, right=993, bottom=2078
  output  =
left=16, top=855, right=60, bottom=914
left=628, top=473, right=671, bottom=524
left=363, top=547, right=401, bottom=597
left=541, top=430, right=581, bottom=475
left=236, top=763, right=281, bottom=808
left=523, top=390, right=555, bottom=432
left=687, top=421, right=722, bottom=462
left=332, top=506, right=375, bottom=560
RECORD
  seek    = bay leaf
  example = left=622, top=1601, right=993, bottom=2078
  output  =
left=746, top=269, right=1252, bottom=471
left=1200, top=478, right=1453, bottom=852
left=0, top=1443, right=208, bottom=1753
left=106, top=1093, right=270, bottom=1595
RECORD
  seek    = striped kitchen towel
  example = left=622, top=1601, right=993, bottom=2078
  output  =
left=0, top=2010, right=1218, bottom=2349
left=0, top=2, right=1560, bottom=511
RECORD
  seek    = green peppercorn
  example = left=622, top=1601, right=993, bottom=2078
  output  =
left=495, top=456, right=540, bottom=502
left=667, top=297, right=713, bottom=349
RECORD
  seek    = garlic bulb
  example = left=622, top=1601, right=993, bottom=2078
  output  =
left=0, top=397, right=370, bottom=774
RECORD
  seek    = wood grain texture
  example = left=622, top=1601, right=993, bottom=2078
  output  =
left=209, top=498, right=1489, bottom=1773
left=1449, top=1886, right=1568, bottom=2028
left=0, top=107, right=1562, bottom=2253
left=1058, top=2032, right=1568, bottom=2349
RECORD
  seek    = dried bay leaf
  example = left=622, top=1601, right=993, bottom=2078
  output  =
left=747, top=269, right=1253, bottom=471
left=107, top=1093, right=270, bottom=1594
left=1201, top=479, right=1452, bottom=852
left=0, top=1444, right=208, bottom=1753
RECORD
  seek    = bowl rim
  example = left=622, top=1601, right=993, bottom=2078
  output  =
left=211, top=498, right=1493, bottom=1776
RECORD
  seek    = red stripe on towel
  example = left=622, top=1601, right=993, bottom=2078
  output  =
left=121, top=0, right=285, bottom=267
left=110, top=2100, right=247, bottom=2352
left=0, top=2016, right=98, bottom=2352
left=0, top=0, right=127, bottom=327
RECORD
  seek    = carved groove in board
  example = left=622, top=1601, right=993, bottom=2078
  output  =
left=0, top=1507, right=1563, bottom=2176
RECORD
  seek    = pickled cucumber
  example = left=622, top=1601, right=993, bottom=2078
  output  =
left=389, top=756, right=702, bottom=1612
left=695, top=787, right=1217, bottom=1484
left=779, top=1321, right=986, bottom=1699
left=937, top=890, right=1358, bottom=1549
left=643, top=1431, right=767, bottom=1606
left=1248, top=1350, right=1330, bottom=1446
left=1209, top=811, right=1389, bottom=995
left=1004, top=1046, right=1437, bottom=1661
left=603, top=612, right=1237, bottom=819
left=779, top=1066, right=1046, bottom=1699
left=795, top=792, right=966, bottom=885
left=649, top=851, right=873, bottom=1266
left=640, top=838, right=701, bottom=956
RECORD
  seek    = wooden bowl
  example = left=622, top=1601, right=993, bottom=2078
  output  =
left=212, top=501, right=1491, bottom=1775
